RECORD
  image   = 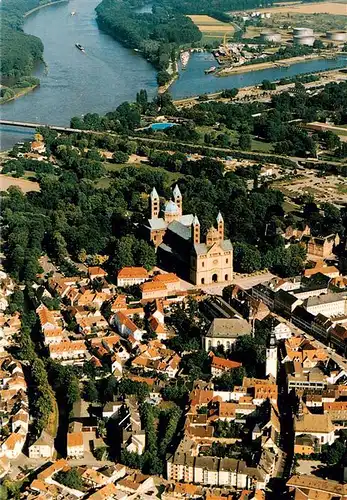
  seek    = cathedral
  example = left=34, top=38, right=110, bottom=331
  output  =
left=144, top=185, right=233, bottom=285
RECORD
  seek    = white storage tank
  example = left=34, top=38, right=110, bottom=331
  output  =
left=293, top=35, right=315, bottom=46
left=260, top=31, right=282, bottom=43
left=326, top=31, right=347, bottom=42
left=293, top=27, right=314, bottom=37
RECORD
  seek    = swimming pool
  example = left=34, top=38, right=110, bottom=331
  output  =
left=150, top=122, right=175, bottom=130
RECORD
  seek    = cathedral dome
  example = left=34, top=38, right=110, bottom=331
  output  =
left=164, top=200, right=179, bottom=214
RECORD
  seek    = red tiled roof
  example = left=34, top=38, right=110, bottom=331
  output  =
left=118, top=267, right=148, bottom=279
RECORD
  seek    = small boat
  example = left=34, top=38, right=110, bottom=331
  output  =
left=205, top=66, right=216, bottom=74
left=71, top=10, right=76, bottom=15
left=75, top=43, right=85, bottom=52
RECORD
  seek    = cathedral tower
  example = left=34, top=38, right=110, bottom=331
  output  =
left=173, top=184, right=182, bottom=217
left=150, top=187, right=160, bottom=219
left=192, top=215, right=200, bottom=245
left=217, top=212, right=224, bottom=241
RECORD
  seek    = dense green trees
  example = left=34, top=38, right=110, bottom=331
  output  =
left=120, top=403, right=182, bottom=475
left=0, top=0, right=59, bottom=80
left=47, top=362, right=80, bottom=407
left=55, top=469, right=83, bottom=490
left=96, top=0, right=201, bottom=80
left=213, top=366, right=246, bottom=390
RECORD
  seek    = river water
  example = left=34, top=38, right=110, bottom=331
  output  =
left=1, top=0, right=346, bottom=149
left=171, top=52, right=347, bottom=98
left=0, top=0, right=157, bottom=149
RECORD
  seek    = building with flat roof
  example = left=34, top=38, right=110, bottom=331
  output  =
left=303, top=292, right=347, bottom=317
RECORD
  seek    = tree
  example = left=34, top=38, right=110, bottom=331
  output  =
left=157, top=70, right=171, bottom=86
left=213, top=366, right=246, bottom=390
left=233, top=242, right=262, bottom=273
left=238, top=133, right=252, bottom=150
left=55, top=469, right=83, bottom=490
left=181, top=350, right=210, bottom=380
left=84, top=380, right=98, bottom=402
left=261, top=80, right=276, bottom=91
left=113, top=236, right=135, bottom=270
left=112, top=151, right=129, bottom=164
left=134, top=240, right=156, bottom=270
left=233, top=335, right=266, bottom=377
left=321, top=439, right=346, bottom=465
left=7, top=288, right=25, bottom=314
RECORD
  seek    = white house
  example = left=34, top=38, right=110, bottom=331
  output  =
left=0, top=432, right=26, bottom=459
left=28, top=430, right=54, bottom=459
left=49, top=340, right=88, bottom=365
left=111, top=311, right=143, bottom=341
left=271, top=318, right=292, bottom=340
left=67, top=432, right=84, bottom=459
left=117, top=267, right=149, bottom=288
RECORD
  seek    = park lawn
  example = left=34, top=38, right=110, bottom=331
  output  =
left=95, top=177, right=112, bottom=189
left=251, top=139, right=273, bottom=152
left=283, top=199, right=301, bottom=213
left=104, top=162, right=128, bottom=172
left=196, top=125, right=239, bottom=146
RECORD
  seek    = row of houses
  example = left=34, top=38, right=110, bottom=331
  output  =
left=166, top=377, right=280, bottom=490
left=0, top=355, right=28, bottom=466
left=26, top=458, right=158, bottom=499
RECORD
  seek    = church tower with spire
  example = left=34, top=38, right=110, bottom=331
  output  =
left=173, top=184, right=182, bottom=217
left=192, top=215, right=200, bottom=245
left=150, top=187, right=160, bottom=219
left=265, top=327, right=278, bottom=380
left=217, top=212, right=224, bottom=240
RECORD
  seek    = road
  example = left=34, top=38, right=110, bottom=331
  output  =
left=1, top=120, right=345, bottom=168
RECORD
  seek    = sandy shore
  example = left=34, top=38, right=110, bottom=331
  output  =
left=217, top=54, right=325, bottom=76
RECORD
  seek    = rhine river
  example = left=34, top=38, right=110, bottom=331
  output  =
left=1, top=0, right=346, bottom=149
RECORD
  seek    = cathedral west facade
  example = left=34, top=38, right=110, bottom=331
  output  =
left=144, top=185, right=233, bottom=286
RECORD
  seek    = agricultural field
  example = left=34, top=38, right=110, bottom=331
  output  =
left=253, top=2, right=347, bottom=15
left=187, top=15, right=235, bottom=42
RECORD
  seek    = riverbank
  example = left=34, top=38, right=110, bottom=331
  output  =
left=158, top=61, right=179, bottom=94
left=23, top=0, right=68, bottom=18
left=217, top=53, right=332, bottom=76
left=0, top=84, right=39, bottom=105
